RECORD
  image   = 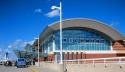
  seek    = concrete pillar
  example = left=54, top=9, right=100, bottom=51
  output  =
left=53, top=34, right=55, bottom=52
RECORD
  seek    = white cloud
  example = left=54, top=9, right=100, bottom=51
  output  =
left=35, top=8, right=42, bottom=13
left=0, top=48, right=2, bottom=51
left=8, top=39, right=35, bottom=50
left=8, top=45, right=12, bottom=48
left=0, top=39, right=34, bottom=60
left=45, top=9, right=60, bottom=18
left=27, top=40, right=35, bottom=45
left=109, top=21, right=119, bottom=27
left=5, top=48, right=11, bottom=53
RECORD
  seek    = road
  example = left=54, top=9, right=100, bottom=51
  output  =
left=0, top=65, right=32, bottom=72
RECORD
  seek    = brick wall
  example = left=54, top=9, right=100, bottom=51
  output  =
left=38, top=40, right=125, bottom=62
left=47, top=54, right=55, bottom=61
left=112, top=40, right=125, bottom=50
left=64, top=53, right=117, bottom=59
left=85, top=54, right=117, bottom=59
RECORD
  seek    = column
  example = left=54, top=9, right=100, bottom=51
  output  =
left=53, top=33, right=55, bottom=52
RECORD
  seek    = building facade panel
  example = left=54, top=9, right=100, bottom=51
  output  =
left=33, top=19, right=125, bottom=63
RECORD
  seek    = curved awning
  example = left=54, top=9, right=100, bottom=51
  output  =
left=34, top=18, right=124, bottom=45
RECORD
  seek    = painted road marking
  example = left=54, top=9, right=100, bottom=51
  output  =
left=29, top=67, right=38, bottom=72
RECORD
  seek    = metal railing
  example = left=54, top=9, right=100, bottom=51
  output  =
left=62, top=57, right=125, bottom=64
left=41, top=57, right=125, bottom=64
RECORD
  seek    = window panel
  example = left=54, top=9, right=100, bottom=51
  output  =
left=54, top=29, right=111, bottom=51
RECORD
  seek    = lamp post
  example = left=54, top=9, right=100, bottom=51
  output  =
left=35, top=37, right=40, bottom=66
left=51, top=0, right=63, bottom=64
left=59, top=0, right=63, bottom=64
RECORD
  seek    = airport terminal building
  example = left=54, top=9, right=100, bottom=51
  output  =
left=33, top=18, right=125, bottom=62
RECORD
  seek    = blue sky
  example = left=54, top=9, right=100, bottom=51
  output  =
left=0, top=0, right=125, bottom=60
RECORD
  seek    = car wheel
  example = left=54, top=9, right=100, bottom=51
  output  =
left=24, top=65, right=26, bottom=68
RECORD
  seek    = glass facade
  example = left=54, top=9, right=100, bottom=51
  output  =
left=40, top=29, right=111, bottom=54
left=55, top=29, right=111, bottom=51
left=40, top=29, right=112, bottom=62
left=40, top=34, right=53, bottom=53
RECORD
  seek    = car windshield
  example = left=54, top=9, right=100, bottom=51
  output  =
left=18, top=59, right=24, bottom=61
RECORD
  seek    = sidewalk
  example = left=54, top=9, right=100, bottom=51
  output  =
left=29, top=66, right=57, bottom=72
left=29, top=66, right=38, bottom=72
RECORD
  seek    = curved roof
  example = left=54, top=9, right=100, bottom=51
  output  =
left=37, top=18, right=124, bottom=44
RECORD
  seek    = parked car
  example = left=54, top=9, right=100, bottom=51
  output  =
left=16, top=58, right=27, bottom=68
left=11, top=61, right=16, bottom=66
left=0, top=61, right=4, bottom=65
left=4, top=61, right=12, bottom=66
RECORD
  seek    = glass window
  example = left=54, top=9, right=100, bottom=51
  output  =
left=81, top=52, right=83, bottom=59
left=67, top=52, right=69, bottom=60
left=71, top=52, right=74, bottom=60
left=62, top=52, right=65, bottom=60
left=53, top=29, right=111, bottom=51
left=76, top=52, right=78, bottom=59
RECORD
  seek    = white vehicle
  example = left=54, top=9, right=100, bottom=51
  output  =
left=0, top=61, right=4, bottom=65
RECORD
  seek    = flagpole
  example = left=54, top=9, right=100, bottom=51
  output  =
left=59, top=0, right=63, bottom=64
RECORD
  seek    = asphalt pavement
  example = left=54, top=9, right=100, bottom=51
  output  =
left=0, top=65, right=32, bottom=72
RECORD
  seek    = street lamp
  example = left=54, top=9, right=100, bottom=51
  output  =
left=51, top=0, right=63, bottom=64
left=59, top=0, right=63, bottom=64
left=34, top=37, right=40, bottom=66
